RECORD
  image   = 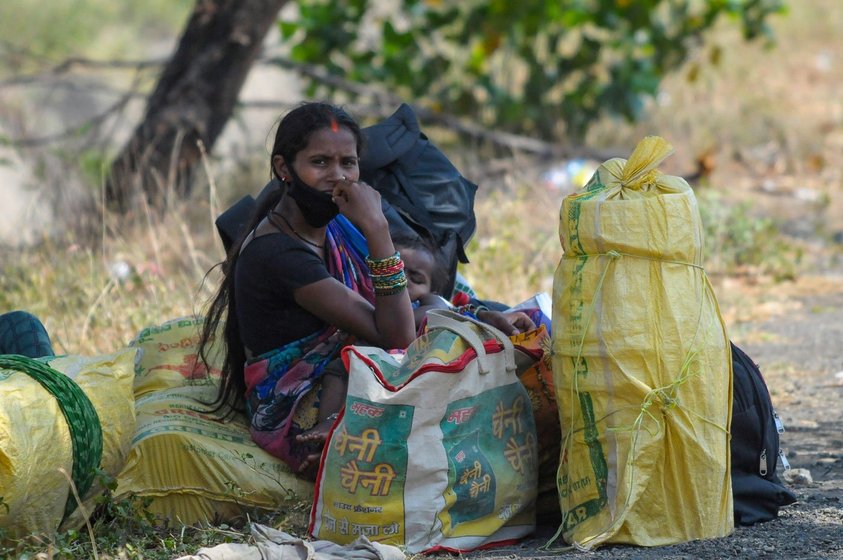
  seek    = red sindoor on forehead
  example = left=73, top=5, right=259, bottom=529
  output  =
left=329, top=117, right=339, bottom=132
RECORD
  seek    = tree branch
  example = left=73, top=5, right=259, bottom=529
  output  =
left=0, top=39, right=165, bottom=87
left=4, top=89, right=136, bottom=148
left=2, top=49, right=620, bottom=162
left=266, top=55, right=621, bottom=161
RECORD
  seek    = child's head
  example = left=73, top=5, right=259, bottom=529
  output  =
left=392, top=232, right=448, bottom=303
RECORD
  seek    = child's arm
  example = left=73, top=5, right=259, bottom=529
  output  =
left=413, top=293, right=451, bottom=330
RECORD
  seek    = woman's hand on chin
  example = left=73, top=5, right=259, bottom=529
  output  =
left=332, top=179, right=388, bottom=236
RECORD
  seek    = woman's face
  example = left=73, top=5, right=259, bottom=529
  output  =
left=400, top=246, right=438, bottom=302
left=273, top=126, right=359, bottom=192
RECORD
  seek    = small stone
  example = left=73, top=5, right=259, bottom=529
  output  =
left=782, top=468, right=813, bottom=485
left=108, top=259, right=132, bottom=282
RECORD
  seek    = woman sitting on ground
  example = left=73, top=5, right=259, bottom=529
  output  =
left=198, top=102, right=416, bottom=479
left=198, top=102, right=534, bottom=480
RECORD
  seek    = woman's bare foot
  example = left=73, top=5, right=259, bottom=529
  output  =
left=297, top=451, right=323, bottom=480
left=295, top=414, right=337, bottom=445
left=295, top=412, right=340, bottom=479
left=295, top=362, right=347, bottom=480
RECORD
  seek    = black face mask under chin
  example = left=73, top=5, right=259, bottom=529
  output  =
left=285, top=170, right=339, bottom=228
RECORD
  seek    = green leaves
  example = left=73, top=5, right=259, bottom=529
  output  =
left=279, top=0, right=784, bottom=140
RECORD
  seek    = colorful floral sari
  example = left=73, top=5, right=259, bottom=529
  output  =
left=243, top=217, right=374, bottom=471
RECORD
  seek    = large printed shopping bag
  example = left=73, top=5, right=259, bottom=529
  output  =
left=551, top=136, right=732, bottom=549
left=310, top=310, right=538, bottom=554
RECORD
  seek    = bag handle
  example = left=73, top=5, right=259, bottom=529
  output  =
left=425, top=309, right=516, bottom=375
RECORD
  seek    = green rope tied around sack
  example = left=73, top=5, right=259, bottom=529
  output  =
left=562, top=249, right=705, bottom=270
left=546, top=249, right=728, bottom=551
left=0, top=355, right=103, bottom=521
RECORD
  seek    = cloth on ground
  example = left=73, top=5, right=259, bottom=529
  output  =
left=0, top=310, right=54, bottom=358
left=175, top=523, right=405, bottom=560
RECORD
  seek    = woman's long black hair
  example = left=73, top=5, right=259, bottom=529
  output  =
left=197, top=102, right=363, bottom=417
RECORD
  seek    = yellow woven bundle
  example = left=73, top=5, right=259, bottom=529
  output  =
left=130, top=316, right=221, bottom=398
left=551, top=136, right=733, bottom=548
left=114, top=318, right=313, bottom=524
left=0, top=349, right=137, bottom=538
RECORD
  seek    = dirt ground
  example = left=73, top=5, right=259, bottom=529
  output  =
left=445, top=240, right=843, bottom=558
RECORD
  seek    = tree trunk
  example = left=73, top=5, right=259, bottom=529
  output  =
left=106, top=0, right=288, bottom=212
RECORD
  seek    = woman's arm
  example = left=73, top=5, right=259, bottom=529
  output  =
left=294, top=274, right=413, bottom=349
left=295, top=179, right=416, bottom=349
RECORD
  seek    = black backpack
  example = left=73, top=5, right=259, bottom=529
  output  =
left=730, top=342, right=797, bottom=525
left=360, top=103, right=479, bottom=297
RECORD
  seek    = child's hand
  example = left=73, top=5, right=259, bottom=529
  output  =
left=477, top=310, right=536, bottom=336
left=505, top=311, right=537, bottom=334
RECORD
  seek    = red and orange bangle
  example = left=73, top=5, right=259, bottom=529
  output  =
left=366, top=251, right=402, bottom=273
left=367, top=251, right=408, bottom=296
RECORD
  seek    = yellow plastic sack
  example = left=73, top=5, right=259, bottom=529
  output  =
left=551, top=137, right=733, bottom=548
left=130, top=316, right=221, bottom=398
left=0, top=349, right=137, bottom=538
left=115, top=385, right=313, bottom=524
left=115, top=318, right=313, bottom=524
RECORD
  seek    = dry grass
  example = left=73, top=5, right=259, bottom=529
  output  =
left=0, top=193, right=225, bottom=356
left=585, top=0, right=843, bottom=235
